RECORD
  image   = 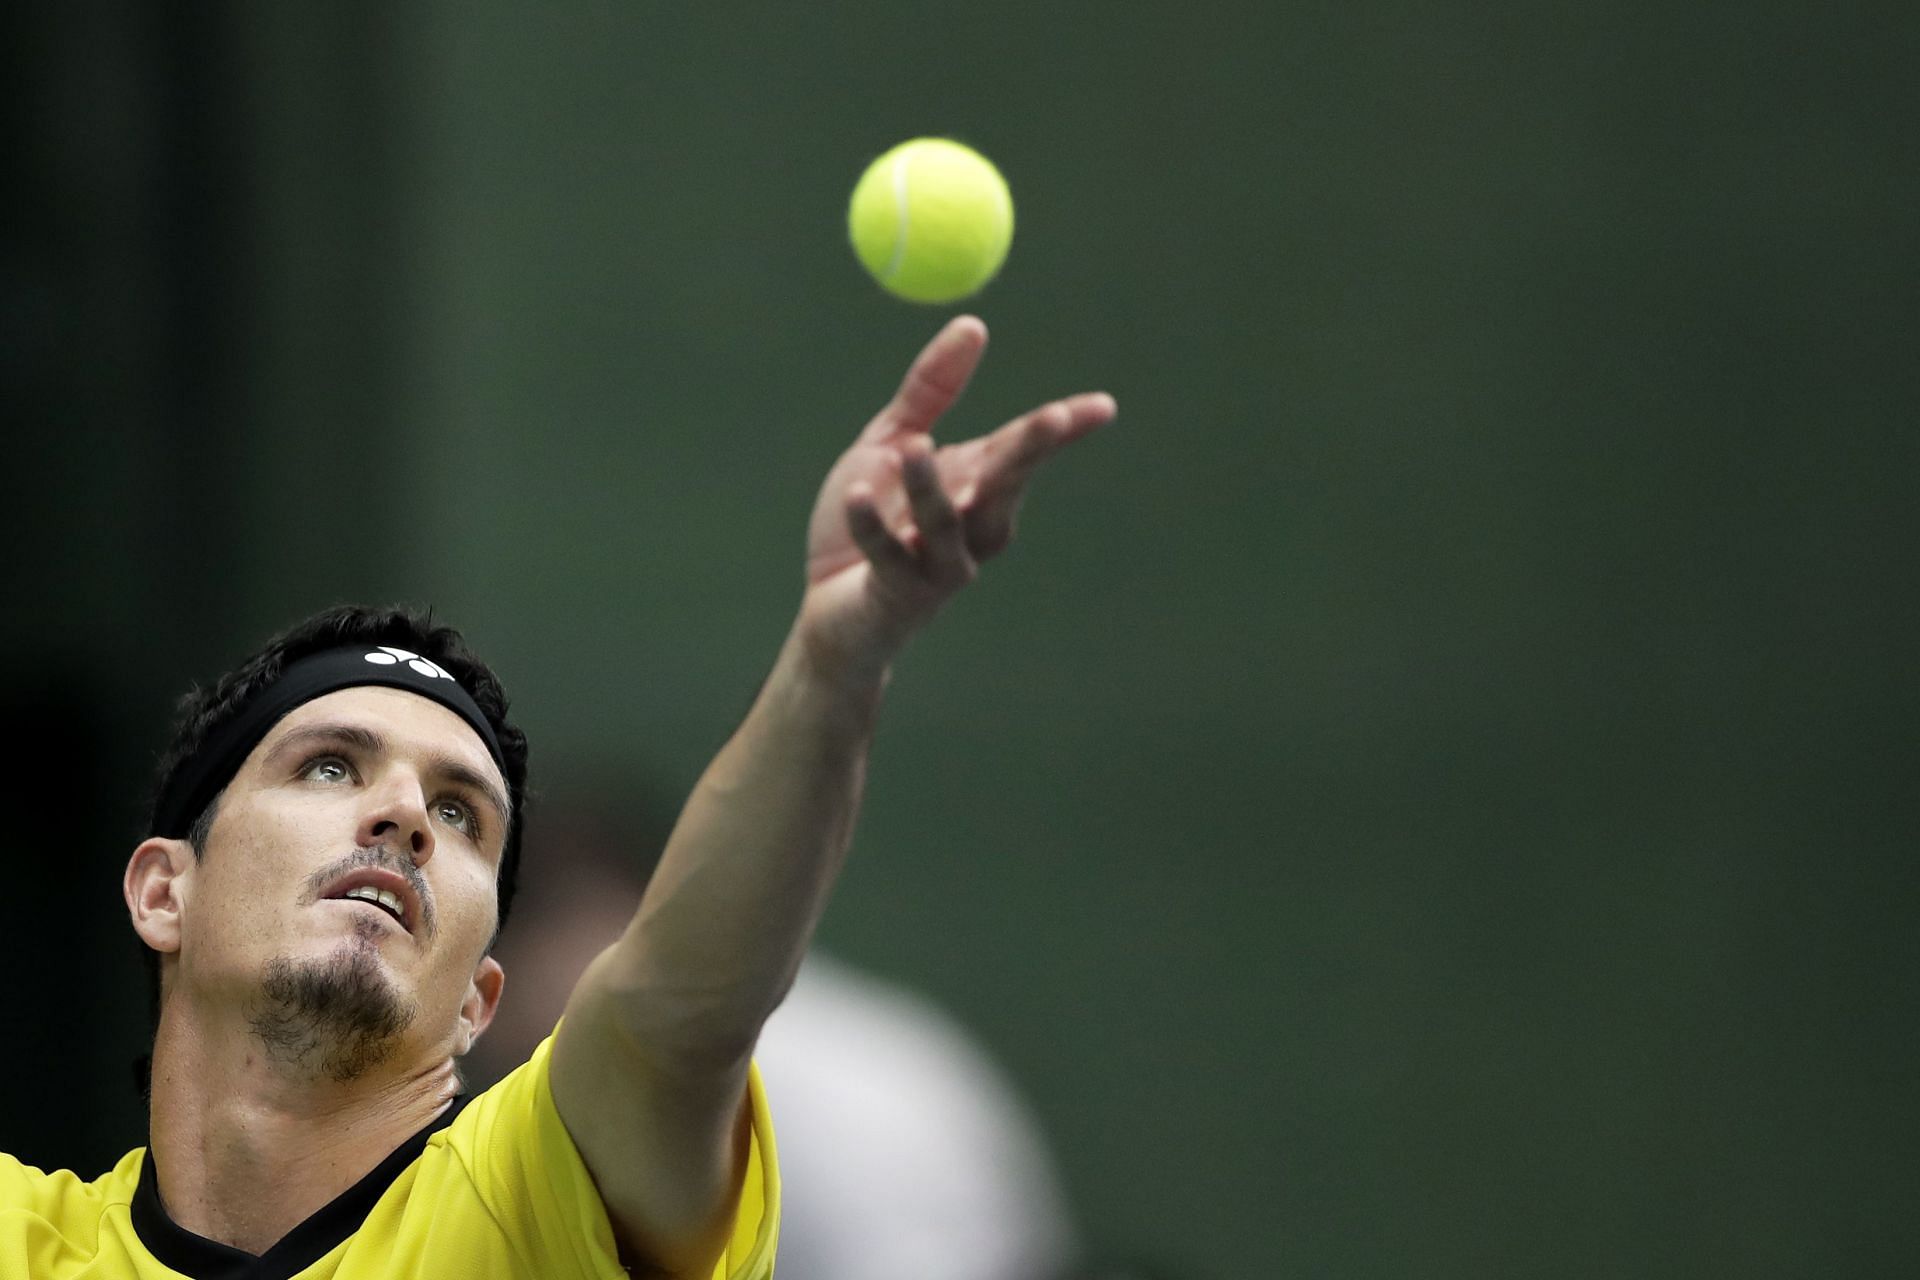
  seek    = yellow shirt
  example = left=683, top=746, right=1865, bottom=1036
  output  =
left=0, top=1031, right=779, bottom=1279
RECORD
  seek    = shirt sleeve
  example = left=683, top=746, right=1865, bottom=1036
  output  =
left=440, top=1028, right=779, bottom=1280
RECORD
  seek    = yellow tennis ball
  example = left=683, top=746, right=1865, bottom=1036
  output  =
left=848, top=138, right=1015, bottom=304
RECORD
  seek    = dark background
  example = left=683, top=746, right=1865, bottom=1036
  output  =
left=5, top=3, right=1915, bottom=1276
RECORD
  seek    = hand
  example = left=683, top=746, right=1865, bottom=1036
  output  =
left=798, top=315, right=1117, bottom=679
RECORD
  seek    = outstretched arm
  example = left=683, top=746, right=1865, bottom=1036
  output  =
left=549, top=316, right=1115, bottom=1276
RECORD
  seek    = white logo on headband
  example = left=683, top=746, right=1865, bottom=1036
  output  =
left=363, top=646, right=453, bottom=681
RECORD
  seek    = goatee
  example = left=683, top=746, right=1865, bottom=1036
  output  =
left=250, top=935, right=417, bottom=1083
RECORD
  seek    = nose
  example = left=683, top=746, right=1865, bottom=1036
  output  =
left=357, top=771, right=435, bottom=866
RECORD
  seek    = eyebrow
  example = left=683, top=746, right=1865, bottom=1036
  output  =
left=265, top=720, right=513, bottom=841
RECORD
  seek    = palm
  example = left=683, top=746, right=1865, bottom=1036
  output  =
left=796, top=316, right=1116, bottom=672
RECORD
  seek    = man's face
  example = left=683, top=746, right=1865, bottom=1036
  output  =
left=169, top=686, right=511, bottom=1077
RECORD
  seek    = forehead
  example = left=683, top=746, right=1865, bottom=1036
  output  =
left=257, top=686, right=503, bottom=790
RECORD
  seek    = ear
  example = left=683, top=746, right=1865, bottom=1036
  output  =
left=457, top=954, right=506, bottom=1056
left=125, top=837, right=194, bottom=956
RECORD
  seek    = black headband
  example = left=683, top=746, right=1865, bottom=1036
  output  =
left=153, top=645, right=508, bottom=838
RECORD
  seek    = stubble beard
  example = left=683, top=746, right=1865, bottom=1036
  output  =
left=249, top=920, right=419, bottom=1084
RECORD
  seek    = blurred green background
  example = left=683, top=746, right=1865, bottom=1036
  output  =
left=5, top=2, right=1915, bottom=1276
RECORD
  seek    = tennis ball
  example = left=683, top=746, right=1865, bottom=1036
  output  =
left=848, top=138, right=1014, bottom=304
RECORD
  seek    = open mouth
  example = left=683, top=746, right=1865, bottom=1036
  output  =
left=339, top=890, right=403, bottom=921
left=331, top=886, right=408, bottom=930
left=317, top=866, right=420, bottom=935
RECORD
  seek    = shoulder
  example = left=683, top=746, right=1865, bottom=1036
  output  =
left=435, top=1030, right=780, bottom=1280
left=415, top=1031, right=779, bottom=1280
left=320, top=1057, right=627, bottom=1280
left=0, top=1148, right=143, bottom=1208
left=0, top=1148, right=144, bottom=1266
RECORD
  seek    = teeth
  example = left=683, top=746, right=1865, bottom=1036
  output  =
left=342, top=886, right=405, bottom=924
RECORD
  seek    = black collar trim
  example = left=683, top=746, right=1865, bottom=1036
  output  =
left=130, top=1094, right=471, bottom=1280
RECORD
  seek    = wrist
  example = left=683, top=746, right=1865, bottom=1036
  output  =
left=782, top=604, right=896, bottom=706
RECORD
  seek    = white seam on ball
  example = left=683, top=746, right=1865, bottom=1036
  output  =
left=884, top=150, right=911, bottom=283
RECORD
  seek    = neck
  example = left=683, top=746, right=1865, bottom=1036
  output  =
left=146, top=998, right=462, bottom=1257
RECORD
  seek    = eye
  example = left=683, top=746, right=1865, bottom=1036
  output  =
left=302, top=755, right=354, bottom=784
left=435, top=797, right=478, bottom=837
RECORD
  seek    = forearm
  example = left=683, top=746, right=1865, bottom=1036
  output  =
left=595, top=611, right=888, bottom=1065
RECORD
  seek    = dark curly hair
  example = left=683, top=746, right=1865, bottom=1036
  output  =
left=134, top=604, right=530, bottom=1096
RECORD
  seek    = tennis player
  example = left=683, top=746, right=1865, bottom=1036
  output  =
left=0, top=315, right=1115, bottom=1280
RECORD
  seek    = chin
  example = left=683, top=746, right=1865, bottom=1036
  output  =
left=253, top=943, right=421, bottom=1082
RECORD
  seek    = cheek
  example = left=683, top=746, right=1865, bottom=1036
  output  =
left=421, top=891, right=499, bottom=1010
left=188, top=825, right=314, bottom=952
left=430, top=863, right=498, bottom=947
left=186, top=873, right=283, bottom=955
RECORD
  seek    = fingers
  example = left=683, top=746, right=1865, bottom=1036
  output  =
left=846, top=371, right=1116, bottom=596
left=962, top=391, right=1116, bottom=557
left=863, top=315, right=989, bottom=444
left=899, top=436, right=976, bottom=588
left=993, top=392, right=1114, bottom=477
left=843, top=435, right=979, bottom=600
left=844, top=482, right=919, bottom=581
